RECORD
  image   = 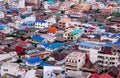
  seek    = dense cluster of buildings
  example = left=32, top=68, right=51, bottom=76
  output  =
left=0, top=0, right=119, bottom=78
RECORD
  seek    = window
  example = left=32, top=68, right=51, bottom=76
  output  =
left=3, top=69, right=8, bottom=71
left=74, top=24, right=77, bottom=26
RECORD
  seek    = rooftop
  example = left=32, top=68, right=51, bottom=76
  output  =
left=32, top=36, right=45, bottom=42
left=66, top=52, right=85, bottom=60
left=70, top=29, right=83, bottom=35
left=36, top=20, right=46, bottom=23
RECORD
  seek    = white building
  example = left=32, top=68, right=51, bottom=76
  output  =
left=1, top=62, right=26, bottom=78
left=0, top=52, right=17, bottom=62
left=114, top=6, right=120, bottom=13
left=0, top=12, right=4, bottom=18
left=2, top=28, right=14, bottom=34
left=0, top=0, right=4, bottom=12
left=21, top=15, right=36, bottom=23
left=18, top=0, right=25, bottom=8
left=46, top=16, right=56, bottom=26
left=24, top=69, right=36, bottom=78
left=97, top=53, right=119, bottom=68
left=89, top=49, right=119, bottom=68
left=35, top=20, right=48, bottom=29
left=66, top=21, right=82, bottom=30
left=41, top=34, right=56, bottom=43
left=65, top=52, right=86, bottom=71
left=43, top=2, right=51, bottom=10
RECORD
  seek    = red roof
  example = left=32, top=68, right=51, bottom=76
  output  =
left=49, top=8, right=58, bottom=10
left=99, top=73, right=114, bottom=78
left=69, top=26, right=75, bottom=28
left=0, top=32, right=6, bottom=37
left=90, top=73, right=99, bottom=78
left=48, top=27, right=58, bottom=33
left=30, top=52, right=50, bottom=57
left=93, top=3, right=99, bottom=6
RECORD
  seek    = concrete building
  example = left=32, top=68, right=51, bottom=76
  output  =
left=18, top=0, right=25, bottom=8
left=65, top=52, right=86, bottom=71
left=79, top=4, right=91, bottom=11
left=58, top=16, right=71, bottom=29
left=0, top=0, right=4, bottom=12
left=1, top=62, right=26, bottom=78
left=114, top=6, right=120, bottom=13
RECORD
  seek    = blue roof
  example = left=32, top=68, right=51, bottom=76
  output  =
left=46, top=42, right=64, bottom=49
left=36, top=20, right=46, bottom=23
left=79, top=42, right=102, bottom=48
left=0, top=25, right=7, bottom=29
left=40, top=62, right=52, bottom=67
left=10, top=8, right=17, bottom=10
left=111, top=34, right=117, bottom=38
left=83, top=26, right=89, bottom=29
left=41, top=43, right=50, bottom=47
left=104, top=43, right=112, bottom=47
left=19, top=25, right=28, bottom=30
left=32, top=36, right=45, bottom=42
left=26, top=57, right=43, bottom=64
left=70, top=29, right=83, bottom=35
left=113, top=41, right=120, bottom=45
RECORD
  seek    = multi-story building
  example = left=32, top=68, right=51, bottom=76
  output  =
left=101, top=6, right=114, bottom=14
left=65, top=52, right=86, bottom=71
left=59, top=2, right=71, bottom=11
left=63, top=29, right=83, bottom=41
left=58, top=16, right=71, bottom=29
left=1, top=62, right=26, bottom=78
left=113, top=6, right=120, bottom=13
left=90, top=43, right=120, bottom=69
left=35, top=20, right=48, bottom=29
left=0, top=0, right=4, bottom=12
left=79, top=4, right=91, bottom=11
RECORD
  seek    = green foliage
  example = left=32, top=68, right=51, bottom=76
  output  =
left=16, top=59, right=22, bottom=63
left=98, top=69, right=108, bottom=74
left=42, top=56, right=49, bottom=61
left=112, top=12, right=120, bottom=17
left=37, top=65, right=43, bottom=69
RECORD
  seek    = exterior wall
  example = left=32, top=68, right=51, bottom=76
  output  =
left=58, top=17, right=71, bottom=29
left=46, top=18, right=56, bottom=26
left=89, top=49, right=119, bottom=68
left=0, top=0, right=4, bottom=12
left=1, top=63, right=26, bottom=78
left=97, top=53, right=119, bottom=68
left=35, top=22, right=48, bottom=29
left=65, top=53, right=85, bottom=71
left=59, top=3, right=70, bottom=11
left=79, top=4, right=91, bottom=11
left=114, top=7, right=120, bottom=13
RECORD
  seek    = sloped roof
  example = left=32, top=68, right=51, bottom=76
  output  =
left=32, top=36, right=45, bottom=42
left=99, top=73, right=114, bottom=78
left=48, top=27, right=58, bottom=33
left=26, top=57, right=43, bottom=64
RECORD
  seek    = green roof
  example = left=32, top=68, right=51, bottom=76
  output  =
left=70, top=29, right=83, bottom=35
left=54, top=13, right=65, bottom=16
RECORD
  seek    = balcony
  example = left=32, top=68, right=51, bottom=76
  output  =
left=65, top=62, right=77, bottom=66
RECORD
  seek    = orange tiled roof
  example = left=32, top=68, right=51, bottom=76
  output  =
left=48, top=27, right=58, bottom=33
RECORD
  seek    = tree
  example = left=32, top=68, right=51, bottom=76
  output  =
left=112, top=12, right=120, bottom=17
left=37, top=65, right=43, bottom=69
left=16, top=59, right=22, bottom=63
left=42, top=56, right=49, bottom=61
